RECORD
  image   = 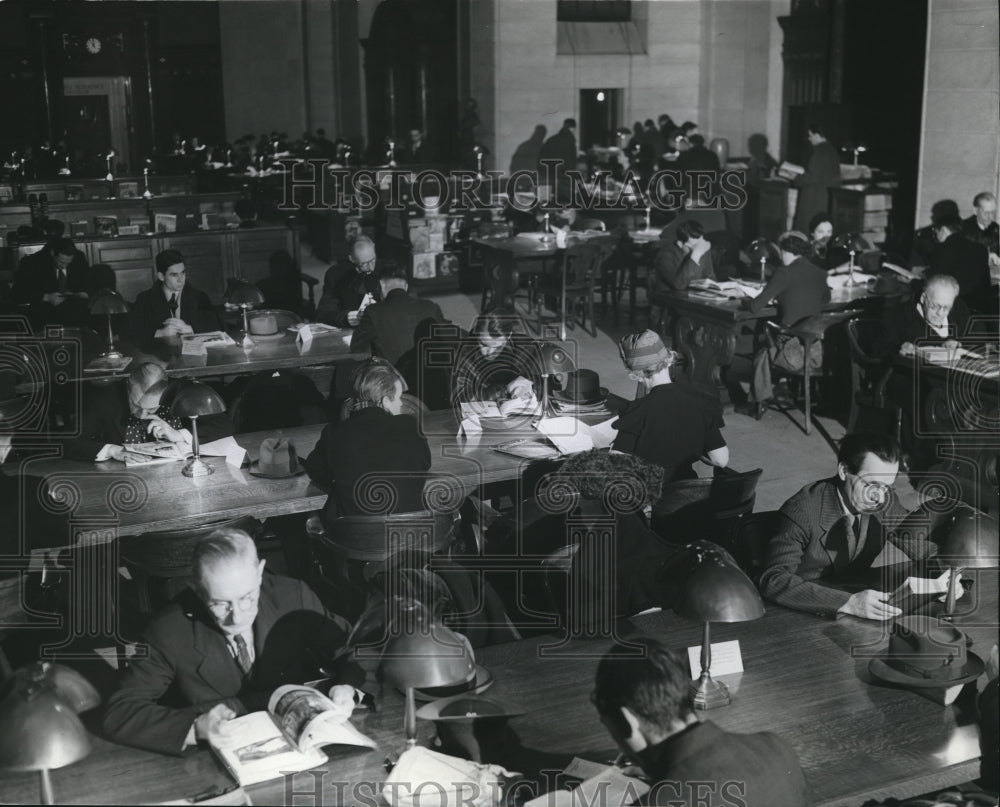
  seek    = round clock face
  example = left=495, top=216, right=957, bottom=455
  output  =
left=85, top=37, right=102, bottom=54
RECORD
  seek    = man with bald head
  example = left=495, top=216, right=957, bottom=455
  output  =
left=102, top=528, right=365, bottom=755
left=316, top=235, right=384, bottom=327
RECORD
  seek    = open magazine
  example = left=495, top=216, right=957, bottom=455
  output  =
left=121, top=441, right=189, bottom=467
left=210, top=685, right=376, bottom=786
left=887, top=573, right=950, bottom=614
left=688, top=278, right=763, bottom=299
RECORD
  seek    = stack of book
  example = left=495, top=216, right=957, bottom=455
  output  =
left=550, top=398, right=612, bottom=418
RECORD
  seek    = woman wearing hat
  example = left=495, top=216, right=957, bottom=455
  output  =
left=613, top=330, right=729, bottom=482
left=63, top=362, right=231, bottom=462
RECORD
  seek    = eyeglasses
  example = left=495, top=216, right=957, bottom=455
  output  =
left=205, top=589, right=259, bottom=618
left=847, top=472, right=893, bottom=504
left=352, top=257, right=376, bottom=272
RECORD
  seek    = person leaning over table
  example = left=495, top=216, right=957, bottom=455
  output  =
left=303, top=358, right=430, bottom=530
left=961, top=191, right=999, bottom=267
left=872, top=273, right=970, bottom=360
left=315, top=235, right=384, bottom=327
left=451, top=310, right=544, bottom=410
left=592, top=636, right=809, bottom=807
left=612, top=330, right=729, bottom=483
left=926, top=214, right=992, bottom=314
left=11, top=236, right=93, bottom=328
left=758, top=431, right=940, bottom=621
left=129, top=249, right=221, bottom=345
left=102, top=528, right=369, bottom=755
left=350, top=260, right=446, bottom=366
left=650, top=220, right=719, bottom=293
left=736, top=230, right=831, bottom=419
left=60, top=362, right=232, bottom=463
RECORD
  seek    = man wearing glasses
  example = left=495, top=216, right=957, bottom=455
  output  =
left=316, top=235, right=384, bottom=327
left=759, top=432, right=940, bottom=620
left=103, top=528, right=367, bottom=755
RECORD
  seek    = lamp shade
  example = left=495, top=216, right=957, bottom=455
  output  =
left=0, top=663, right=99, bottom=772
left=169, top=380, right=226, bottom=418
left=224, top=280, right=265, bottom=308
left=379, top=601, right=476, bottom=690
left=539, top=342, right=575, bottom=376
left=931, top=504, right=999, bottom=569
left=89, top=289, right=130, bottom=316
left=675, top=543, right=765, bottom=623
left=747, top=238, right=779, bottom=264
left=831, top=232, right=872, bottom=253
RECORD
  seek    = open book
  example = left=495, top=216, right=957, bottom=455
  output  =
left=210, top=685, right=376, bottom=786
left=182, top=332, right=236, bottom=348
left=688, top=278, right=762, bottom=299
left=524, top=757, right=649, bottom=807
left=122, top=441, right=189, bottom=467
left=887, top=574, right=950, bottom=614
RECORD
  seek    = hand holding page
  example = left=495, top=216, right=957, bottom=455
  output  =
left=888, top=571, right=951, bottom=613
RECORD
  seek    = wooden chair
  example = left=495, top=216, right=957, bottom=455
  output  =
left=650, top=467, right=763, bottom=546
left=118, top=515, right=262, bottom=616
left=763, top=310, right=862, bottom=435
left=845, top=317, right=894, bottom=432
left=534, top=240, right=611, bottom=338
left=729, top=510, right=784, bottom=580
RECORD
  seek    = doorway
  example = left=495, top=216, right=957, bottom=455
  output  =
left=579, top=88, right=621, bottom=150
left=63, top=76, right=133, bottom=174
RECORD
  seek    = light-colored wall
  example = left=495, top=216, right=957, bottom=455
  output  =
left=487, top=0, right=785, bottom=174
left=916, top=0, right=1000, bottom=225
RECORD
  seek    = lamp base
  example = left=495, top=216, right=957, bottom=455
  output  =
left=182, top=457, right=214, bottom=478
left=691, top=675, right=731, bottom=710
left=240, top=333, right=256, bottom=350
left=89, top=350, right=126, bottom=369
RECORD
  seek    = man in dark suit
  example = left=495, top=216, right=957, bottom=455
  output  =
left=303, top=359, right=430, bottom=529
left=315, top=236, right=383, bottom=327
left=792, top=124, right=841, bottom=233
left=102, top=528, right=366, bottom=755
left=759, top=432, right=939, bottom=620
left=873, top=274, right=970, bottom=359
left=961, top=191, right=999, bottom=260
left=350, top=261, right=445, bottom=366
left=674, top=133, right=720, bottom=197
left=739, top=231, right=831, bottom=415
left=593, top=636, right=809, bottom=807
left=928, top=214, right=992, bottom=313
left=12, top=237, right=92, bottom=328
left=128, top=249, right=221, bottom=346
left=538, top=118, right=578, bottom=201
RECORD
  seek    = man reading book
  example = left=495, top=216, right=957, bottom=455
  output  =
left=102, top=528, right=368, bottom=755
left=758, top=431, right=940, bottom=620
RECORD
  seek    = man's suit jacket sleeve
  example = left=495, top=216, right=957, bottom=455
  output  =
left=302, top=423, right=334, bottom=489
left=654, top=245, right=696, bottom=292
left=101, top=628, right=246, bottom=755
left=128, top=291, right=157, bottom=345
left=758, top=511, right=852, bottom=617
left=351, top=309, right=376, bottom=355
left=190, top=290, right=222, bottom=333
left=315, top=266, right=352, bottom=327
left=747, top=265, right=791, bottom=316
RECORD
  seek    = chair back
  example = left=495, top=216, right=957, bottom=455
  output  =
left=563, top=241, right=608, bottom=289
left=729, top=510, right=784, bottom=579
left=846, top=317, right=883, bottom=366
left=322, top=510, right=457, bottom=562
left=228, top=369, right=326, bottom=433
left=119, top=515, right=261, bottom=614
left=651, top=467, right=763, bottom=544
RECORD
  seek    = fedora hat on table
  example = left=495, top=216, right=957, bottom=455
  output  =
left=869, top=615, right=985, bottom=688
left=551, top=369, right=608, bottom=405
left=248, top=312, right=280, bottom=338
left=248, top=437, right=305, bottom=478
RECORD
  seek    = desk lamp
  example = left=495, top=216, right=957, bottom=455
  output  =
left=539, top=342, right=575, bottom=415
left=225, top=280, right=265, bottom=349
left=142, top=159, right=154, bottom=199
left=675, top=542, right=764, bottom=709
left=852, top=144, right=867, bottom=166
left=379, top=600, right=476, bottom=748
left=473, top=144, right=488, bottom=179
left=0, top=662, right=100, bottom=805
left=104, top=149, right=115, bottom=184
left=831, top=232, right=872, bottom=287
left=930, top=504, right=999, bottom=618
left=170, top=380, right=226, bottom=478
left=747, top=238, right=778, bottom=283
left=88, top=290, right=130, bottom=369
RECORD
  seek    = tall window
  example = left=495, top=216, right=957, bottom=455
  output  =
left=557, top=1, right=632, bottom=23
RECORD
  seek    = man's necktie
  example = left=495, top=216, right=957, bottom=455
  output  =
left=168, top=293, right=178, bottom=317
left=57, top=268, right=67, bottom=294
left=233, top=634, right=252, bottom=676
left=848, top=514, right=866, bottom=560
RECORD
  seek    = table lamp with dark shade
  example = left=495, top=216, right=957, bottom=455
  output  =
left=378, top=600, right=477, bottom=748
left=674, top=543, right=765, bottom=710
left=0, top=662, right=100, bottom=804
left=170, top=380, right=226, bottom=477
left=539, top=342, right=575, bottom=415
left=931, top=505, right=999, bottom=617
left=88, top=289, right=130, bottom=368
left=747, top=238, right=779, bottom=283
left=224, top=280, right=265, bottom=349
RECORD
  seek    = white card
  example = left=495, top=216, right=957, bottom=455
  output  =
left=687, top=640, right=743, bottom=678
left=226, top=443, right=247, bottom=468
left=181, top=340, right=207, bottom=356
left=458, top=416, right=483, bottom=437
left=297, top=327, right=313, bottom=346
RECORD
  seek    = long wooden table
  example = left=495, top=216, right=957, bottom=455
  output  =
left=664, top=282, right=891, bottom=397
left=13, top=410, right=555, bottom=539
left=1, top=571, right=995, bottom=806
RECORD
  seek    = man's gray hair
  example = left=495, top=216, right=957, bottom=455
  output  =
left=925, top=273, right=960, bottom=295
left=192, top=527, right=259, bottom=586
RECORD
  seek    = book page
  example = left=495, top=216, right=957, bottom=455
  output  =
left=268, top=684, right=376, bottom=753
left=183, top=331, right=236, bottom=348
left=209, top=711, right=327, bottom=787
left=536, top=417, right=594, bottom=455
left=461, top=401, right=503, bottom=418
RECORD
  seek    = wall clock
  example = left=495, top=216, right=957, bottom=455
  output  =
left=85, top=37, right=102, bottom=55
